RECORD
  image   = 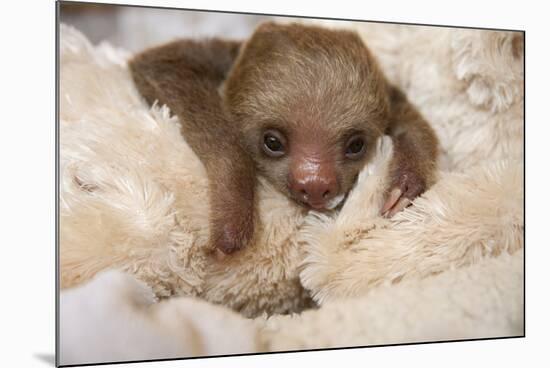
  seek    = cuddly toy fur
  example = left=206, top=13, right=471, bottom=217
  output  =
left=59, top=18, right=523, bottom=337
left=60, top=253, right=522, bottom=364
left=59, top=270, right=261, bottom=366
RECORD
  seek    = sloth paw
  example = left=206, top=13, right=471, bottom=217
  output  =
left=381, top=169, right=426, bottom=218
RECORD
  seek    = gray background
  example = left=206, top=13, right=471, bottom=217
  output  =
left=60, top=3, right=279, bottom=51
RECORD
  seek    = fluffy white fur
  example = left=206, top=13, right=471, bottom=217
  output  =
left=60, top=250, right=522, bottom=363
left=300, top=158, right=523, bottom=303
left=355, top=23, right=524, bottom=171
left=59, top=270, right=260, bottom=366
left=59, top=20, right=523, bottom=359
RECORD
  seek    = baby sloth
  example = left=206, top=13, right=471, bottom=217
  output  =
left=129, top=22, right=439, bottom=255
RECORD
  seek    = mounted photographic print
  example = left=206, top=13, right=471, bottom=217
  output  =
left=57, top=1, right=525, bottom=366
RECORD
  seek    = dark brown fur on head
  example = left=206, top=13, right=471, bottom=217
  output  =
left=223, top=22, right=392, bottom=210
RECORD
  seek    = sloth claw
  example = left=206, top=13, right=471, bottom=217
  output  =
left=382, top=171, right=425, bottom=218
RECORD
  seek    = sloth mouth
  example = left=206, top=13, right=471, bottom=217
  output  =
left=296, top=193, right=346, bottom=212
left=325, top=193, right=346, bottom=210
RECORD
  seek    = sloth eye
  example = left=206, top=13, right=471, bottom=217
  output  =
left=262, top=130, right=286, bottom=157
left=345, top=136, right=366, bottom=159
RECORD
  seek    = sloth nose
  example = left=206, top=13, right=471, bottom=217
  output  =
left=289, top=172, right=338, bottom=209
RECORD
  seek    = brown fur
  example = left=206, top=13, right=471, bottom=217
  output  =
left=130, top=39, right=256, bottom=254
left=129, top=22, right=439, bottom=254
